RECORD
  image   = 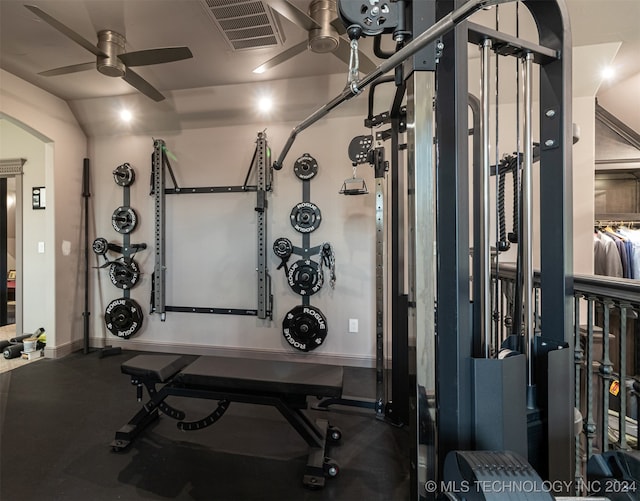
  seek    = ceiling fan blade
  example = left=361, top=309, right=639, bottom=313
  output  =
left=118, top=47, right=193, bottom=67
left=24, top=5, right=107, bottom=57
left=253, top=40, right=308, bottom=74
left=122, top=68, right=165, bottom=102
left=330, top=18, right=347, bottom=36
left=38, top=61, right=95, bottom=77
left=335, top=38, right=377, bottom=74
left=268, top=0, right=320, bottom=31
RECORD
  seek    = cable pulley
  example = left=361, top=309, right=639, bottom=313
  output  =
left=111, top=206, right=138, bottom=234
left=293, top=153, right=318, bottom=180
left=108, top=258, right=140, bottom=289
left=347, top=135, right=374, bottom=165
left=113, top=163, right=135, bottom=187
left=282, top=305, right=328, bottom=352
left=290, top=202, right=322, bottom=233
left=104, top=297, right=143, bottom=339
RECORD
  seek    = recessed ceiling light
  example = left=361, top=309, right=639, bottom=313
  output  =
left=120, top=109, right=132, bottom=122
left=253, top=65, right=267, bottom=74
left=601, top=66, right=615, bottom=80
left=258, top=97, right=273, bottom=113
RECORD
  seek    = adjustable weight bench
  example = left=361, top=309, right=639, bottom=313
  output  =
left=111, top=354, right=344, bottom=488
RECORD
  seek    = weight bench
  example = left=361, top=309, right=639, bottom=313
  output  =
left=112, top=354, right=344, bottom=488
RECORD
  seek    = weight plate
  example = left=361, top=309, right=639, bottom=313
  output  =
left=92, top=237, right=109, bottom=255
left=111, top=206, right=138, bottom=234
left=108, top=259, right=140, bottom=290
left=287, top=259, right=323, bottom=296
left=282, top=305, right=328, bottom=352
left=348, top=135, right=374, bottom=165
left=293, top=153, right=318, bottom=180
left=290, top=202, right=322, bottom=233
left=273, top=238, right=293, bottom=259
left=104, top=297, right=143, bottom=339
left=113, top=163, right=135, bottom=187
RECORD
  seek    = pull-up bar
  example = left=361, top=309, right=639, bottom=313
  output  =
left=272, top=0, right=512, bottom=170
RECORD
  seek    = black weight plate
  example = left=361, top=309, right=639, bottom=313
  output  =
left=108, top=259, right=140, bottom=289
left=111, top=206, right=138, bottom=234
left=282, top=305, right=328, bottom=352
left=92, top=237, right=109, bottom=255
left=113, top=163, right=135, bottom=187
left=287, top=259, right=323, bottom=296
left=290, top=202, right=322, bottom=233
left=273, top=238, right=293, bottom=259
left=104, top=298, right=143, bottom=339
left=293, top=153, right=318, bottom=180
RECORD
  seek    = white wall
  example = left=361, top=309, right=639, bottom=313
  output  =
left=88, top=116, right=377, bottom=366
left=0, top=69, right=87, bottom=356
left=0, top=120, right=49, bottom=332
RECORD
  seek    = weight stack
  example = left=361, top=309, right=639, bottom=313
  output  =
left=444, top=450, right=553, bottom=500
left=472, top=354, right=528, bottom=460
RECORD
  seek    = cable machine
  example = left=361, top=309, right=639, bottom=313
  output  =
left=273, top=0, right=574, bottom=498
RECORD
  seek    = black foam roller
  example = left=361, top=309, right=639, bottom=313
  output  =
left=3, top=344, right=23, bottom=359
left=0, top=340, right=11, bottom=351
left=9, top=334, right=32, bottom=343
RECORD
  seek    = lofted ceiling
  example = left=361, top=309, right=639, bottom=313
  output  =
left=0, top=0, right=639, bottom=134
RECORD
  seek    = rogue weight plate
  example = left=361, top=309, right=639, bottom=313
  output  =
left=293, top=153, right=318, bottom=180
left=282, top=305, right=328, bottom=352
left=104, top=297, right=143, bottom=339
left=290, top=202, right=321, bottom=233
left=287, top=259, right=323, bottom=296
left=111, top=206, right=138, bottom=234
left=92, top=237, right=109, bottom=255
left=273, top=238, right=293, bottom=259
left=113, top=163, right=135, bottom=187
left=108, top=259, right=140, bottom=289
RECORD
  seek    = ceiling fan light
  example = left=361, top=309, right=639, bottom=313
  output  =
left=308, top=35, right=339, bottom=53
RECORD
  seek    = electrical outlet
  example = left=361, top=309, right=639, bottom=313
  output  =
left=349, top=318, right=359, bottom=333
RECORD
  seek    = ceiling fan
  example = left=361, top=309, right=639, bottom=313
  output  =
left=253, top=0, right=376, bottom=75
left=24, top=4, right=193, bottom=102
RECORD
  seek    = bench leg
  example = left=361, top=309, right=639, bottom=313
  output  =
left=111, top=406, right=160, bottom=451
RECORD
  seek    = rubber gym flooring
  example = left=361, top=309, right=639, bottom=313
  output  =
left=0, top=350, right=410, bottom=500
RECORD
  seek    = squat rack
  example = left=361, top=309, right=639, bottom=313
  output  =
left=151, top=132, right=272, bottom=321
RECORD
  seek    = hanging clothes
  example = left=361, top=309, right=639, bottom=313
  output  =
left=594, top=230, right=623, bottom=277
left=617, top=227, right=640, bottom=279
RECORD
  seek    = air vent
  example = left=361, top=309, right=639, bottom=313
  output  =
left=201, top=0, right=285, bottom=51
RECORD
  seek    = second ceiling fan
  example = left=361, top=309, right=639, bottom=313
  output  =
left=25, top=4, right=193, bottom=102
left=254, top=0, right=376, bottom=74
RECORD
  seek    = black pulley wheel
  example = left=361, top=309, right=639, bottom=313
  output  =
left=293, top=153, right=318, bottom=180
left=104, top=298, right=143, bottom=339
left=287, top=259, right=323, bottom=296
left=111, top=206, right=138, bottom=234
left=108, top=259, right=140, bottom=289
left=273, top=238, right=293, bottom=259
left=290, top=202, right=322, bottom=233
left=348, top=135, right=374, bottom=165
left=113, top=163, right=135, bottom=187
left=282, top=305, right=328, bottom=352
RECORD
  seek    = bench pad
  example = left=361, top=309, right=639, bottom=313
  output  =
left=121, top=354, right=189, bottom=382
left=175, top=356, right=343, bottom=398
